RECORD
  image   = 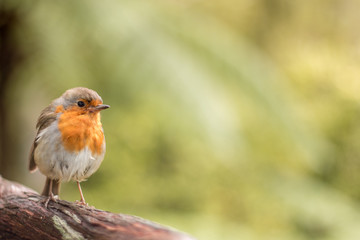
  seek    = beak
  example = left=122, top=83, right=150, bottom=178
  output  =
left=93, top=104, right=110, bottom=111
left=96, top=104, right=110, bottom=110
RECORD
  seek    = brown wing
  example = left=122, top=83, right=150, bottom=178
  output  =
left=29, top=105, right=58, bottom=172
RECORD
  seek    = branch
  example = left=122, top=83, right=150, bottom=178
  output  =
left=0, top=176, right=195, bottom=240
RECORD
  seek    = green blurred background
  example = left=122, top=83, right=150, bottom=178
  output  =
left=1, top=0, right=360, bottom=239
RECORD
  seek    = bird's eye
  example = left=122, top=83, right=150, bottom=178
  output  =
left=77, top=101, right=85, bottom=107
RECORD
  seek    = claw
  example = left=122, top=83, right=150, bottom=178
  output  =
left=43, top=193, right=59, bottom=208
left=75, top=199, right=89, bottom=206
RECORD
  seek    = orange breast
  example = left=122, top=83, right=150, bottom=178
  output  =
left=57, top=107, right=104, bottom=155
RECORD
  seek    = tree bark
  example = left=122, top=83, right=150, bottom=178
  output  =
left=0, top=176, right=195, bottom=240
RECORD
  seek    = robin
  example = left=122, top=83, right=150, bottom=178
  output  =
left=29, top=87, right=109, bottom=206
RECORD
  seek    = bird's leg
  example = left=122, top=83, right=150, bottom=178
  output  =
left=44, top=179, right=58, bottom=208
left=52, top=179, right=61, bottom=197
left=76, top=181, right=87, bottom=205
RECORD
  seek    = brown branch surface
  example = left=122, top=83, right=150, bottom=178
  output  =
left=0, top=176, right=195, bottom=240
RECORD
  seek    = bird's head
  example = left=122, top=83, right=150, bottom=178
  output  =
left=54, top=87, right=110, bottom=115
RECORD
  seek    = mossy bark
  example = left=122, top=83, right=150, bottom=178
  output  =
left=0, top=176, right=195, bottom=240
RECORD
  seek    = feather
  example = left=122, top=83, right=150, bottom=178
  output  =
left=28, top=104, right=58, bottom=172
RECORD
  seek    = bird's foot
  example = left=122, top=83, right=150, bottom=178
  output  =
left=43, top=193, right=59, bottom=208
left=75, top=199, right=89, bottom=206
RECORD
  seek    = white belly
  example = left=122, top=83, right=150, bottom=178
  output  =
left=34, top=121, right=105, bottom=182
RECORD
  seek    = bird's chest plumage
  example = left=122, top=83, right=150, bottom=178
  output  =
left=34, top=110, right=106, bottom=182
left=58, top=110, right=104, bottom=155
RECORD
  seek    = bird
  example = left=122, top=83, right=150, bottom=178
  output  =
left=29, top=87, right=109, bottom=207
